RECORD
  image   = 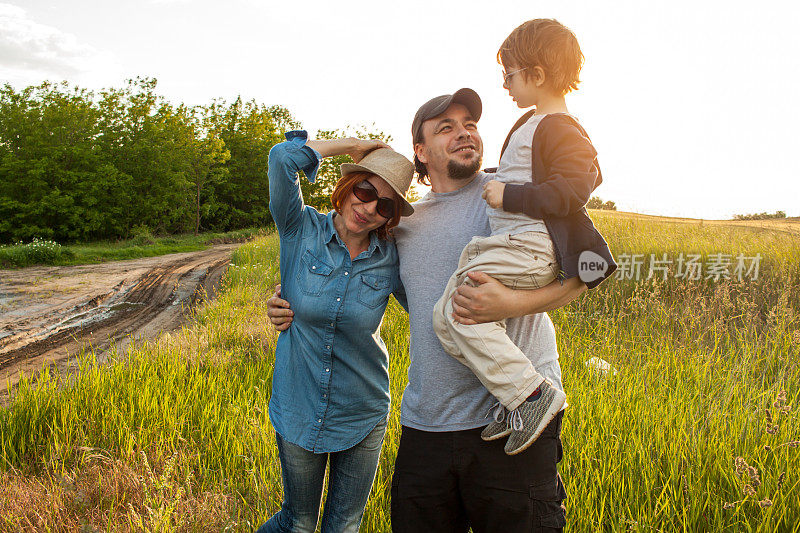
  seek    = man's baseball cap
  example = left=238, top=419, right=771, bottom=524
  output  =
left=411, top=88, right=482, bottom=144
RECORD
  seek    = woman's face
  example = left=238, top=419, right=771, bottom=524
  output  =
left=339, top=175, right=398, bottom=237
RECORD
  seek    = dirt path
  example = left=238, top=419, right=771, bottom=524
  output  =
left=0, top=244, right=238, bottom=400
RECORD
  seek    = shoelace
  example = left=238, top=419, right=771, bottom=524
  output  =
left=485, top=401, right=506, bottom=423
left=508, top=408, right=524, bottom=431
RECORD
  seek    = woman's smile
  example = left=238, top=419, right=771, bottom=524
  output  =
left=352, top=209, right=370, bottom=225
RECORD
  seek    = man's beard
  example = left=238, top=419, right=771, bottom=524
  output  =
left=447, top=157, right=482, bottom=180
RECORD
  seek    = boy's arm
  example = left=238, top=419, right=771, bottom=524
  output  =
left=502, top=117, right=599, bottom=218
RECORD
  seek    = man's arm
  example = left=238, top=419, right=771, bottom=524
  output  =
left=451, top=272, right=586, bottom=325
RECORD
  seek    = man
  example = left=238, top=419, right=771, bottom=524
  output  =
left=268, top=89, right=586, bottom=532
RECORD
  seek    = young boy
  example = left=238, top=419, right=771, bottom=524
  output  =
left=432, top=18, right=616, bottom=455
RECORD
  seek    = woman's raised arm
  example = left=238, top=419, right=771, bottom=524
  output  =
left=268, top=131, right=321, bottom=238
left=306, top=137, right=390, bottom=162
left=268, top=132, right=391, bottom=239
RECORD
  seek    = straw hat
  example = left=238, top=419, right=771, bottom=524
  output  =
left=340, top=148, right=415, bottom=216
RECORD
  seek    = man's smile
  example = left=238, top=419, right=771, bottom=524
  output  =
left=452, top=144, right=477, bottom=154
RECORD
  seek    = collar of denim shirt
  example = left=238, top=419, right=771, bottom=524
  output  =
left=324, top=211, right=387, bottom=258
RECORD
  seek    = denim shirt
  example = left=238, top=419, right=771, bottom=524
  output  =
left=268, top=130, right=403, bottom=453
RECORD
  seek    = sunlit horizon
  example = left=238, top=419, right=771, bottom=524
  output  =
left=2, top=0, right=798, bottom=220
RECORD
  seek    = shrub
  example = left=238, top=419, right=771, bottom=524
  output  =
left=0, top=238, right=73, bottom=267
left=129, top=225, right=156, bottom=246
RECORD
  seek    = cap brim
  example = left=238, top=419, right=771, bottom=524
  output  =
left=426, top=89, right=482, bottom=123
left=451, top=88, right=482, bottom=122
left=412, top=88, right=482, bottom=144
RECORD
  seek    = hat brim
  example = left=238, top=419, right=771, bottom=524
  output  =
left=340, top=163, right=414, bottom=217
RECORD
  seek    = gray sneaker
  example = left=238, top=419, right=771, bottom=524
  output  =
left=504, top=381, right=566, bottom=456
left=481, top=402, right=512, bottom=441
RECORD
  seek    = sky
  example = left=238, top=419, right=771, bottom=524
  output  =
left=2, top=0, right=799, bottom=219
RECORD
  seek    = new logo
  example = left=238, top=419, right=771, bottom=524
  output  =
left=578, top=250, right=608, bottom=283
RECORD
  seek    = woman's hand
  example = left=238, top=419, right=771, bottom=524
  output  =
left=306, top=138, right=390, bottom=162
left=347, top=138, right=391, bottom=163
left=267, top=284, right=294, bottom=331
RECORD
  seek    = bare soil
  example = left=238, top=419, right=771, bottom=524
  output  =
left=0, top=244, right=237, bottom=401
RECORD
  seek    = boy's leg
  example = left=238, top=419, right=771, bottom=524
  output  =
left=441, top=231, right=558, bottom=410
left=433, top=265, right=468, bottom=359
left=391, top=426, right=470, bottom=533
left=459, top=412, right=567, bottom=533
left=433, top=235, right=489, bottom=362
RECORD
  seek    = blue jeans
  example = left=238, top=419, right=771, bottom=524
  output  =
left=256, top=418, right=387, bottom=533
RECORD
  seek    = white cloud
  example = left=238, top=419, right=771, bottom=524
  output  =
left=0, top=3, right=114, bottom=83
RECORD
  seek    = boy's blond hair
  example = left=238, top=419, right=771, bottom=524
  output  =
left=498, top=19, right=584, bottom=95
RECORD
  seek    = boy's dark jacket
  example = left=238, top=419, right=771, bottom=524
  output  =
left=492, top=110, right=617, bottom=289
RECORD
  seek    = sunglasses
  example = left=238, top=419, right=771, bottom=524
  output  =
left=352, top=179, right=397, bottom=220
left=502, top=67, right=527, bottom=84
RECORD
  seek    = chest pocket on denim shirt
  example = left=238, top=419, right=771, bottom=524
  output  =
left=357, top=274, right=392, bottom=309
left=297, top=249, right=334, bottom=296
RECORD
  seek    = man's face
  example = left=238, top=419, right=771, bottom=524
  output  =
left=415, top=103, right=483, bottom=180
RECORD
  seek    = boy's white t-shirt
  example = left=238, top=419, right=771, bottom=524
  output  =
left=487, top=113, right=549, bottom=237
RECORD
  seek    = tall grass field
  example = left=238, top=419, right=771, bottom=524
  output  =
left=1, top=212, right=799, bottom=531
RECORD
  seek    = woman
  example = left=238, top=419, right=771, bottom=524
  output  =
left=256, top=130, right=414, bottom=533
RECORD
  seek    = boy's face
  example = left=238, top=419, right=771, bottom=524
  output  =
left=502, top=62, right=543, bottom=109
left=414, top=103, right=483, bottom=180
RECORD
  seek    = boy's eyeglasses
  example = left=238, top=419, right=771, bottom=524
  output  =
left=502, top=67, right=527, bottom=84
left=352, top=180, right=397, bottom=220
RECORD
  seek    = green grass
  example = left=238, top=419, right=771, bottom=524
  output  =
left=1, top=216, right=799, bottom=531
left=0, top=227, right=267, bottom=269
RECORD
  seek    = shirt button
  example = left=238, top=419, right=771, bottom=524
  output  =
left=325, top=368, right=330, bottom=372
left=312, top=266, right=316, bottom=270
left=336, top=297, right=341, bottom=302
left=323, top=394, right=327, bottom=398
left=318, top=418, right=322, bottom=423
left=330, top=322, right=334, bottom=327
left=344, top=272, right=349, bottom=276
left=326, top=345, right=330, bottom=349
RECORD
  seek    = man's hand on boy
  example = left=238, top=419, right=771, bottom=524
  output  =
left=451, top=273, right=587, bottom=324
left=481, top=180, right=505, bottom=209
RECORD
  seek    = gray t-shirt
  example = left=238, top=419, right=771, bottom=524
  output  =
left=393, top=172, right=564, bottom=432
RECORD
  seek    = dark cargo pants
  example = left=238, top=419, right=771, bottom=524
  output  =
left=391, top=412, right=566, bottom=532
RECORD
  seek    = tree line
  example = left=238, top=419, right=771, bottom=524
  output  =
left=733, top=211, right=787, bottom=221
left=0, top=78, right=386, bottom=244
left=587, top=196, right=616, bottom=211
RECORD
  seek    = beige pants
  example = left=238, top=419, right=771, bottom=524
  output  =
left=432, top=230, right=559, bottom=410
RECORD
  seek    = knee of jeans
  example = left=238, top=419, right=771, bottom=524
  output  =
left=322, top=507, right=365, bottom=533
left=275, top=507, right=319, bottom=533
